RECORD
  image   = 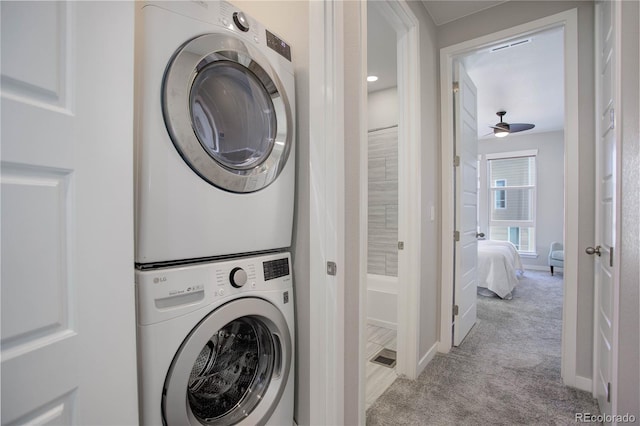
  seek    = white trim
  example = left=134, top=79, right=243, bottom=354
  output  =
left=575, top=376, right=593, bottom=393
left=396, top=0, right=421, bottom=381
left=367, top=318, right=398, bottom=331
left=561, top=7, right=579, bottom=389
left=485, top=149, right=538, bottom=160
left=439, top=10, right=581, bottom=389
left=357, top=1, right=368, bottom=423
left=524, top=265, right=551, bottom=272
left=518, top=252, right=539, bottom=259
left=308, top=1, right=345, bottom=424
left=591, top=1, right=602, bottom=398
left=417, top=342, right=439, bottom=377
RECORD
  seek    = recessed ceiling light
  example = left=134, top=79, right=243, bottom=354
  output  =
left=367, top=75, right=378, bottom=82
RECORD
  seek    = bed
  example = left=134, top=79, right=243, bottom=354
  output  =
left=477, top=240, right=524, bottom=299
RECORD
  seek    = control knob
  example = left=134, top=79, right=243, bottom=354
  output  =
left=233, top=12, right=250, bottom=32
left=230, top=267, right=248, bottom=288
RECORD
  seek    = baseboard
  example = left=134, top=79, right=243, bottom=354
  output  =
left=574, top=375, right=593, bottom=393
left=523, top=265, right=551, bottom=272
left=417, top=342, right=438, bottom=377
left=367, top=318, right=397, bottom=330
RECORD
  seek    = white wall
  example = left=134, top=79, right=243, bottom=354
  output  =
left=368, top=87, right=398, bottom=130
left=437, top=0, right=596, bottom=383
left=478, top=131, right=565, bottom=269
left=228, top=2, right=310, bottom=424
left=403, top=0, right=441, bottom=369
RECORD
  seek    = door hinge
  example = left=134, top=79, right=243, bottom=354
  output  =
left=398, top=241, right=404, bottom=250
left=453, top=305, right=459, bottom=316
left=326, top=261, right=337, bottom=276
left=453, top=81, right=459, bottom=93
left=610, top=247, right=614, bottom=268
left=454, top=230, right=460, bottom=242
left=610, top=108, right=615, bottom=130
left=454, top=156, right=460, bottom=167
left=607, top=382, right=611, bottom=403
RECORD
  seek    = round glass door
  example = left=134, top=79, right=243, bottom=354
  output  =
left=163, top=33, right=292, bottom=193
left=187, top=318, right=274, bottom=424
left=190, top=61, right=276, bottom=171
left=163, top=298, right=292, bottom=426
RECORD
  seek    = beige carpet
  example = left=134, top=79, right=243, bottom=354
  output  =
left=366, top=270, right=602, bottom=425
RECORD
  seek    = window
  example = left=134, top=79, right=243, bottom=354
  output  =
left=494, top=179, right=506, bottom=209
left=508, top=226, right=521, bottom=249
left=486, top=151, right=537, bottom=253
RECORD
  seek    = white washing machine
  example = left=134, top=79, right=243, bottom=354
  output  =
left=136, top=252, right=294, bottom=426
left=134, top=1, right=296, bottom=266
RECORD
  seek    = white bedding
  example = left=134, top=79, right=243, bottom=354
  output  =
left=477, top=240, right=524, bottom=299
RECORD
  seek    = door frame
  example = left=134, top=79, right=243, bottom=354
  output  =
left=360, top=0, right=422, bottom=381
left=308, top=1, right=345, bottom=424
left=439, top=9, right=583, bottom=388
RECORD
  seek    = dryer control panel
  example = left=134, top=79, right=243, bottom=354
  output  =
left=136, top=252, right=292, bottom=326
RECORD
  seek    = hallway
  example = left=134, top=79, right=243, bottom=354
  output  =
left=366, top=270, right=601, bottom=425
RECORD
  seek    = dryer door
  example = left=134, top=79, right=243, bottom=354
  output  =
left=163, top=33, right=292, bottom=193
left=163, top=298, right=292, bottom=426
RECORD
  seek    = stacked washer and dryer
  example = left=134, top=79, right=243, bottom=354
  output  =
left=134, top=2, right=296, bottom=425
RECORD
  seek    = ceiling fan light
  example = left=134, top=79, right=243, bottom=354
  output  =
left=494, top=129, right=509, bottom=138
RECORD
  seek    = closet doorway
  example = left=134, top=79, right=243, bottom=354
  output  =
left=362, top=0, right=421, bottom=409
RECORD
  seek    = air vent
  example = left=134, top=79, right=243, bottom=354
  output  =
left=490, top=37, right=532, bottom=53
left=370, top=348, right=397, bottom=368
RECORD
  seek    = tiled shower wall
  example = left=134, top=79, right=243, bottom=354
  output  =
left=368, top=127, right=398, bottom=277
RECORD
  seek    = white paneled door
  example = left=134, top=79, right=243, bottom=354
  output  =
left=593, top=0, right=619, bottom=416
left=453, top=62, right=479, bottom=346
left=1, top=2, right=138, bottom=425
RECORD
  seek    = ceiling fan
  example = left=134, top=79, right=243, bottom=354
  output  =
left=489, top=110, right=535, bottom=137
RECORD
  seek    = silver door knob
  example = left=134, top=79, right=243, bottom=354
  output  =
left=585, top=245, right=602, bottom=256
left=476, top=232, right=485, bottom=239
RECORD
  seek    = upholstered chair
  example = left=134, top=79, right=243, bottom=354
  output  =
left=548, top=242, right=564, bottom=275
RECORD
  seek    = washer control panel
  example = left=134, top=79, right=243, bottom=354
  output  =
left=219, top=1, right=292, bottom=62
left=264, top=257, right=290, bottom=281
left=136, top=252, right=292, bottom=325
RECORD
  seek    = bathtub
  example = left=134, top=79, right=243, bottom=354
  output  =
left=367, top=274, right=398, bottom=329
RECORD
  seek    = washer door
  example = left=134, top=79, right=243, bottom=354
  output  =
left=163, top=33, right=292, bottom=193
left=163, top=298, right=292, bottom=426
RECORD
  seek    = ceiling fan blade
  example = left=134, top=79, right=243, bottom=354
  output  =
left=509, top=123, right=535, bottom=132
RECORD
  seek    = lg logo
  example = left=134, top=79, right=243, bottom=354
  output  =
left=153, top=277, right=168, bottom=284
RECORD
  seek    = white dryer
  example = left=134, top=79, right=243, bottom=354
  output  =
left=136, top=252, right=294, bottom=426
left=134, top=1, right=296, bottom=266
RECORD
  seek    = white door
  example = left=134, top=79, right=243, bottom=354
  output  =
left=592, top=0, right=619, bottom=416
left=1, top=2, right=138, bottom=424
left=453, top=62, right=479, bottom=346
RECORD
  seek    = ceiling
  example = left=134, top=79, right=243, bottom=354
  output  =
left=461, top=27, right=564, bottom=139
left=366, top=5, right=397, bottom=93
left=367, top=1, right=565, bottom=139
left=421, top=0, right=508, bottom=26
